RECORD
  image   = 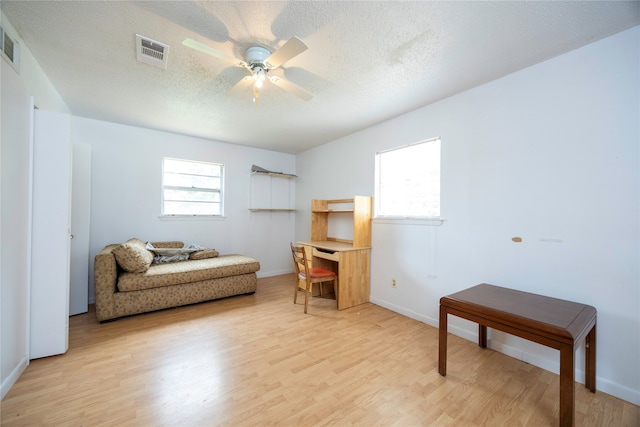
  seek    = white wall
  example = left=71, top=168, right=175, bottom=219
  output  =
left=72, top=117, right=296, bottom=303
left=0, top=14, right=69, bottom=399
left=0, top=17, right=70, bottom=113
left=296, top=26, right=639, bottom=404
left=1, top=58, right=31, bottom=400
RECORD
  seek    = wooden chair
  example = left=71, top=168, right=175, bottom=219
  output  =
left=290, top=243, right=337, bottom=314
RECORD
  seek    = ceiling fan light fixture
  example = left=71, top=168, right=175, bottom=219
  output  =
left=252, top=66, right=266, bottom=88
left=184, top=37, right=312, bottom=102
left=252, top=66, right=266, bottom=81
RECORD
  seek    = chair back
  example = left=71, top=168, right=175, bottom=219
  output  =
left=290, top=243, right=308, bottom=278
left=290, top=242, right=338, bottom=313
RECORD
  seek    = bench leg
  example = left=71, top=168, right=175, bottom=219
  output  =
left=585, top=325, right=596, bottom=392
left=479, top=324, right=487, bottom=348
left=559, top=344, right=575, bottom=427
left=438, top=305, right=447, bottom=376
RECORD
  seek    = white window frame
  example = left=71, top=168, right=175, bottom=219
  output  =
left=374, top=137, right=442, bottom=222
left=161, top=157, right=224, bottom=218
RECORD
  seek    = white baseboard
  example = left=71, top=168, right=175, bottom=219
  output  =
left=1, top=355, right=29, bottom=400
left=256, top=269, right=294, bottom=278
left=594, top=376, right=640, bottom=406
left=370, top=296, right=438, bottom=328
left=487, top=338, right=640, bottom=405
left=369, top=296, right=640, bottom=406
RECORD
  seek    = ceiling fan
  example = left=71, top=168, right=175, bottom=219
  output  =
left=182, top=36, right=313, bottom=103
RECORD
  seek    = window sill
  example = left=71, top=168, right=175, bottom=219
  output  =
left=373, top=217, right=445, bottom=226
left=158, top=215, right=226, bottom=221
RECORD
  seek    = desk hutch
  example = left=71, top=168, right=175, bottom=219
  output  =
left=298, top=196, right=372, bottom=310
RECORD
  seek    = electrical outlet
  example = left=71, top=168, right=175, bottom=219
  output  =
left=392, top=279, right=397, bottom=288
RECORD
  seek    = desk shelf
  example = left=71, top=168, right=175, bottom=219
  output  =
left=312, top=209, right=353, bottom=213
left=311, top=196, right=372, bottom=248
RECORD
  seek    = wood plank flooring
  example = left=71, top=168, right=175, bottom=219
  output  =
left=2, top=274, right=638, bottom=426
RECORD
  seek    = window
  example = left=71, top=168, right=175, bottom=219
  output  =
left=162, top=158, right=224, bottom=216
left=375, top=138, right=441, bottom=218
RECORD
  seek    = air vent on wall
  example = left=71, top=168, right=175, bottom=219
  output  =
left=1, top=25, right=20, bottom=73
left=135, top=34, right=169, bottom=69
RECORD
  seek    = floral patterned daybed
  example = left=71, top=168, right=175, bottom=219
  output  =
left=94, top=238, right=260, bottom=322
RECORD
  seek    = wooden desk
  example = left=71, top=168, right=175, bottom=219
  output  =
left=298, top=240, right=370, bottom=310
left=438, top=284, right=596, bottom=427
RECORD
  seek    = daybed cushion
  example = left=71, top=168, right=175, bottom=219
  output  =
left=112, top=238, right=154, bottom=273
left=117, top=254, right=260, bottom=292
left=149, top=241, right=184, bottom=249
left=189, top=249, right=220, bottom=260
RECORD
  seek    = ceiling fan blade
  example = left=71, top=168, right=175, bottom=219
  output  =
left=182, top=38, right=247, bottom=67
left=269, top=76, right=313, bottom=101
left=228, top=76, right=254, bottom=96
left=265, top=36, right=308, bottom=69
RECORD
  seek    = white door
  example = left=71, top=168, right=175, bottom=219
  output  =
left=69, top=142, right=91, bottom=315
left=30, top=109, right=72, bottom=359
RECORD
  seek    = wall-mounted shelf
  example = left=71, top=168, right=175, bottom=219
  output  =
left=250, top=169, right=296, bottom=211
left=251, top=171, right=297, bottom=178
left=249, top=208, right=296, bottom=212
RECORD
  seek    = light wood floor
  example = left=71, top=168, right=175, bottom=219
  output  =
left=2, top=274, right=638, bottom=426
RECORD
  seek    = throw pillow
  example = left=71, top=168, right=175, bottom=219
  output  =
left=113, top=238, right=154, bottom=273
left=189, top=249, right=220, bottom=260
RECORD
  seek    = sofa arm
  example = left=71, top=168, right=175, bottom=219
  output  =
left=94, top=244, right=120, bottom=322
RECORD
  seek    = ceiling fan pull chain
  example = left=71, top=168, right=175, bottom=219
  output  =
left=253, top=89, right=259, bottom=107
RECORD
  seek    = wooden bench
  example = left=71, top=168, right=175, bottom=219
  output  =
left=438, top=283, right=597, bottom=427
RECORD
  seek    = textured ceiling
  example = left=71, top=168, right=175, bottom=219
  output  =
left=2, top=1, right=639, bottom=154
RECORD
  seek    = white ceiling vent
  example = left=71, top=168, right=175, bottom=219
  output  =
left=136, top=34, right=169, bottom=69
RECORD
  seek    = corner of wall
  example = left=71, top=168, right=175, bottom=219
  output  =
left=0, top=355, right=28, bottom=400
left=0, top=12, right=70, bottom=113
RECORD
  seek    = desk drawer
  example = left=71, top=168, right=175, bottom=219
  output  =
left=313, top=247, right=339, bottom=262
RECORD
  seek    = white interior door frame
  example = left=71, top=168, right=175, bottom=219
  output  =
left=69, top=141, right=91, bottom=315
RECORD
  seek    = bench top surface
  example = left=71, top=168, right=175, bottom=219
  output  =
left=441, top=283, right=596, bottom=342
